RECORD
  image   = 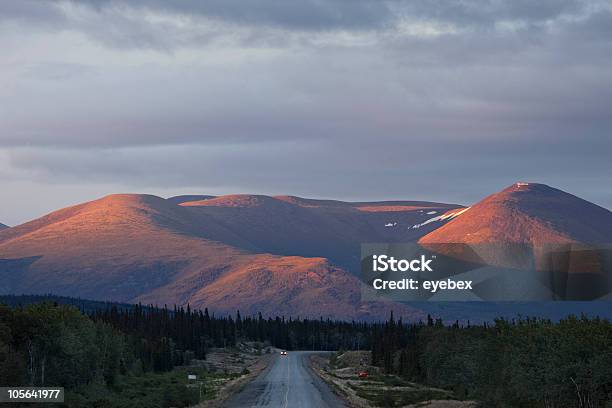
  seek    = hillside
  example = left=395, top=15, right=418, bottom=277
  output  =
left=420, top=183, right=612, bottom=245
left=0, top=223, right=7, bottom=230
left=418, top=183, right=612, bottom=300
left=0, top=193, right=451, bottom=320
left=177, top=194, right=462, bottom=272
left=2, top=184, right=609, bottom=316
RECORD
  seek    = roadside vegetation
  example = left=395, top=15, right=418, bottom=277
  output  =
left=0, top=295, right=373, bottom=407
left=0, top=302, right=251, bottom=407
left=367, top=313, right=612, bottom=407
left=314, top=350, right=473, bottom=408
left=1, top=295, right=610, bottom=407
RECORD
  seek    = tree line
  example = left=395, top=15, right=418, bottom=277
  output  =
left=0, top=295, right=373, bottom=390
left=371, top=313, right=612, bottom=407
left=90, top=303, right=372, bottom=372
left=1, top=295, right=611, bottom=407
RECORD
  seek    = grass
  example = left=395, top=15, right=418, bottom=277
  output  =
left=355, top=386, right=452, bottom=407
left=324, top=351, right=458, bottom=408
left=63, top=366, right=242, bottom=408
left=346, top=374, right=452, bottom=407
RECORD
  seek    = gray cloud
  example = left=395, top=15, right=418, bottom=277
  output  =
left=2, top=0, right=610, bottom=49
left=0, top=0, right=611, bottom=224
left=4, top=130, right=610, bottom=207
left=0, top=0, right=67, bottom=25
left=76, top=0, right=396, bottom=31
left=2, top=0, right=595, bottom=31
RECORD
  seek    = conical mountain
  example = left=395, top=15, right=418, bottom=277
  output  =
left=420, top=183, right=612, bottom=245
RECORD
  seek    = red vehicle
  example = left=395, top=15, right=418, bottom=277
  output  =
left=358, top=371, right=368, bottom=379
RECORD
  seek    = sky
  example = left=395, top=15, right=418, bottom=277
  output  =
left=1, top=0, right=611, bottom=226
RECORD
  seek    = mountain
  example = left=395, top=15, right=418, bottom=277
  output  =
left=0, top=193, right=461, bottom=320
left=0, top=223, right=7, bottom=230
left=418, top=183, right=612, bottom=301
left=420, top=183, right=612, bottom=245
left=177, top=194, right=462, bottom=272
left=4, top=183, right=608, bottom=317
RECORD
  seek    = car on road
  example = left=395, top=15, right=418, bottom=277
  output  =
left=280, top=351, right=288, bottom=356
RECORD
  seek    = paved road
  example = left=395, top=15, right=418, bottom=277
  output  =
left=222, top=351, right=346, bottom=408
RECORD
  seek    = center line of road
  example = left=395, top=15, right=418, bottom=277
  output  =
left=283, top=355, right=290, bottom=408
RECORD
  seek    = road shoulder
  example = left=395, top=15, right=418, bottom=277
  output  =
left=193, top=349, right=275, bottom=407
left=309, top=354, right=368, bottom=408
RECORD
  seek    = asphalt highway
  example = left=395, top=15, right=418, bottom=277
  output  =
left=222, top=351, right=346, bottom=408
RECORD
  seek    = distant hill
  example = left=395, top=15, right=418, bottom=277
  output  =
left=0, top=194, right=460, bottom=321
left=420, top=182, right=612, bottom=245
left=0, top=294, right=141, bottom=314
left=0, top=223, right=8, bottom=230
left=176, top=194, right=461, bottom=271
left=418, top=183, right=612, bottom=300
left=1, top=184, right=610, bottom=320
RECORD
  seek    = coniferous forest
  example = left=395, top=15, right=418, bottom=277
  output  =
left=0, top=295, right=611, bottom=407
left=370, top=313, right=612, bottom=407
left=0, top=295, right=372, bottom=407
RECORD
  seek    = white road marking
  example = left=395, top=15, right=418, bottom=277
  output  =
left=283, top=355, right=290, bottom=408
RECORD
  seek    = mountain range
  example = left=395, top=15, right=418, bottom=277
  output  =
left=0, top=193, right=459, bottom=320
left=1, top=183, right=610, bottom=320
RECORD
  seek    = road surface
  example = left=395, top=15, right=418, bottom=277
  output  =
left=222, top=351, right=346, bottom=408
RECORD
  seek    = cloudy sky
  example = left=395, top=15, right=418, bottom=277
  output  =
left=1, top=0, right=611, bottom=225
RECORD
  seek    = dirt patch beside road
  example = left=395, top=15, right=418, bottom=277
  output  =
left=310, top=352, right=478, bottom=408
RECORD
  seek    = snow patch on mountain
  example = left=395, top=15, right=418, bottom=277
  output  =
left=411, top=207, right=470, bottom=229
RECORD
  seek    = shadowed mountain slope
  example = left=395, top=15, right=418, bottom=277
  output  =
left=178, top=194, right=462, bottom=271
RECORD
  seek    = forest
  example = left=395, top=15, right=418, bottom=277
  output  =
left=0, top=295, right=611, bottom=407
left=0, top=295, right=371, bottom=407
left=371, top=313, right=612, bottom=407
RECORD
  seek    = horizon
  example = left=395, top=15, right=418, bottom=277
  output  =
left=3, top=180, right=611, bottom=227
